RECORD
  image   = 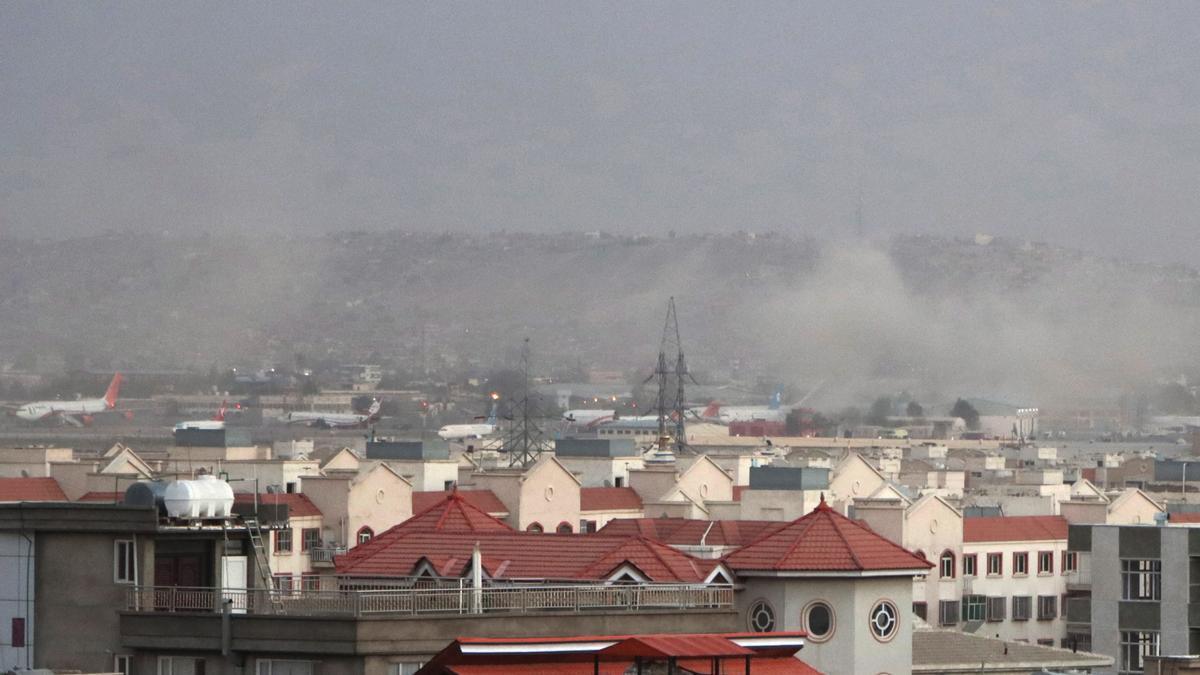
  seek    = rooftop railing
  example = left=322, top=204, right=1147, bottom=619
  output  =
left=124, top=583, right=733, bottom=618
left=307, top=546, right=347, bottom=564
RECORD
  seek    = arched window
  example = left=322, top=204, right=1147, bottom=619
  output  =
left=526, top=522, right=544, bottom=533
left=556, top=521, right=573, bottom=534
left=939, top=550, right=956, bottom=579
left=356, top=526, right=374, bottom=545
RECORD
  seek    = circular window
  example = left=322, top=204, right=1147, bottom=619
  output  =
left=544, top=485, right=555, bottom=501
left=803, top=601, right=835, bottom=642
left=748, top=599, right=776, bottom=632
left=869, top=600, right=899, bottom=642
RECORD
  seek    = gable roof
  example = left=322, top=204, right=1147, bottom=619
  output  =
left=233, top=493, right=322, bottom=518
left=413, top=489, right=509, bottom=515
left=598, top=518, right=787, bottom=548
left=399, top=490, right=514, bottom=533
left=1107, top=488, right=1163, bottom=514
left=0, top=477, right=69, bottom=502
left=335, top=530, right=715, bottom=582
left=722, top=498, right=931, bottom=575
left=963, top=515, right=1067, bottom=543
left=580, top=487, right=643, bottom=512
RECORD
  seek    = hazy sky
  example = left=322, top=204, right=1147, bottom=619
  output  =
left=2, top=2, right=1198, bottom=262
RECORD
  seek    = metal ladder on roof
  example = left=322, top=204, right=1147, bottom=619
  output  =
left=242, top=516, right=284, bottom=612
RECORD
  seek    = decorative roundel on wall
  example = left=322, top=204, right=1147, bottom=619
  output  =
left=869, top=600, right=899, bottom=642
left=700, top=483, right=710, bottom=498
left=929, top=518, right=939, bottom=534
left=544, top=485, right=555, bottom=501
left=852, top=479, right=862, bottom=495
left=375, top=488, right=386, bottom=504
left=802, top=600, right=835, bottom=642
left=747, top=599, right=776, bottom=632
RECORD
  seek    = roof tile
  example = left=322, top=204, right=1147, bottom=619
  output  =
left=0, top=477, right=68, bottom=502
left=962, top=515, right=1067, bottom=543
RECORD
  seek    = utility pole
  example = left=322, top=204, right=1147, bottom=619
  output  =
left=503, top=338, right=546, bottom=468
left=645, top=298, right=697, bottom=455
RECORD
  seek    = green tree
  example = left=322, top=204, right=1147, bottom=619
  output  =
left=950, top=398, right=980, bottom=430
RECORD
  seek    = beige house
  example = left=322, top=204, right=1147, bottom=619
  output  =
left=301, top=463, right=412, bottom=548
left=469, top=457, right=582, bottom=532
left=828, top=452, right=889, bottom=513
left=628, top=455, right=734, bottom=515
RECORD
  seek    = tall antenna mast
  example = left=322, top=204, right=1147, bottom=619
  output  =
left=646, top=297, right=697, bottom=455
left=503, top=337, right=546, bottom=468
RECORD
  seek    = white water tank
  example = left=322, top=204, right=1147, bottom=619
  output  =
left=164, top=475, right=235, bottom=519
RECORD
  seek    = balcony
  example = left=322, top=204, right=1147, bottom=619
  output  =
left=307, top=545, right=346, bottom=566
left=1066, top=596, right=1091, bottom=624
left=125, top=583, right=734, bottom=618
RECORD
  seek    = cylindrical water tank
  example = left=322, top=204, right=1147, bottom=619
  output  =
left=163, top=475, right=235, bottom=519
left=124, top=480, right=170, bottom=515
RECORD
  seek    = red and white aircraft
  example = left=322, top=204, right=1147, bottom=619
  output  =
left=9, top=373, right=124, bottom=426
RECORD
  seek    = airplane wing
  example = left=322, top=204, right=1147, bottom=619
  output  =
left=60, top=414, right=86, bottom=428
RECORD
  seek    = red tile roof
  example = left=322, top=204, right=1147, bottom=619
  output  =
left=723, top=499, right=932, bottom=574
left=598, top=518, right=788, bottom=548
left=0, top=477, right=68, bottom=502
left=419, top=633, right=816, bottom=675
left=335, top=530, right=715, bottom=582
left=580, top=487, right=643, bottom=512
left=396, top=490, right=514, bottom=533
left=77, top=491, right=124, bottom=502
left=1170, top=513, right=1200, bottom=523
left=233, top=493, right=323, bottom=518
left=414, top=489, right=509, bottom=515
left=963, top=515, right=1068, bottom=543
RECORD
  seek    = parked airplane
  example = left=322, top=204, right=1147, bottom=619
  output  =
left=283, top=399, right=381, bottom=429
left=438, top=403, right=500, bottom=440
left=174, top=400, right=234, bottom=432
left=8, top=373, right=124, bottom=426
left=561, top=409, right=617, bottom=427
left=694, top=390, right=785, bottom=424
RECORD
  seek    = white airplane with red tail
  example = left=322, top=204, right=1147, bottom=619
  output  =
left=8, top=373, right=124, bottom=427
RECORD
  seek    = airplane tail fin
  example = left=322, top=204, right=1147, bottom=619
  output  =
left=701, top=402, right=721, bottom=419
left=214, top=400, right=227, bottom=422
left=769, top=388, right=783, bottom=410
left=368, top=399, right=382, bottom=417
left=103, top=373, right=123, bottom=409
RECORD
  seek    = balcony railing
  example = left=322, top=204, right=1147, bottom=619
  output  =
left=125, top=583, right=734, bottom=618
left=308, top=546, right=347, bottom=564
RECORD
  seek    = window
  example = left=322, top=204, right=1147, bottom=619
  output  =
left=913, top=602, right=928, bottom=621
left=963, top=595, right=986, bottom=622
left=256, top=661, right=313, bottom=675
left=274, top=574, right=294, bottom=592
left=987, top=552, right=1003, bottom=576
left=158, top=657, right=205, bottom=675
left=357, top=526, right=374, bottom=545
left=938, top=600, right=960, bottom=626
left=581, top=520, right=598, bottom=533
left=301, top=528, right=320, bottom=552
left=389, top=664, right=425, bottom=675
left=1038, top=550, right=1054, bottom=575
left=869, top=600, right=899, bottom=642
left=939, top=550, right=956, bottom=579
left=1012, top=595, right=1032, bottom=621
left=526, top=522, right=544, bottom=533
left=274, top=529, right=293, bottom=553
left=1120, top=631, right=1159, bottom=674
left=1066, top=632, right=1092, bottom=653
left=804, top=601, right=834, bottom=641
left=11, top=617, right=24, bottom=648
left=747, top=599, right=776, bottom=632
left=114, top=539, right=136, bottom=583
left=1037, top=595, right=1057, bottom=620
left=556, top=521, right=573, bottom=534
left=1122, top=559, right=1162, bottom=601
left=962, top=553, right=977, bottom=577
left=114, top=655, right=132, bottom=675
left=1037, top=639, right=1055, bottom=647
left=1063, top=551, right=1078, bottom=573
left=986, top=596, right=1006, bottom=622
left=614, top=476, right=624, bottom=487
left=1013, top=552, right=1029, bottom=576
left=301, top=574, right=319, bottom=591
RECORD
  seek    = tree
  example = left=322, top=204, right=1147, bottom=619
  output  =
left=950, top=398, right=980, bottom=431
left=867, top=396, right=894, bottom=426
left=906, top=400, right=925, bottom=418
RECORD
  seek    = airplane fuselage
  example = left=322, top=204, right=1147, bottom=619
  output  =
left=14, top=398, right=110, bottom=422
left=437, top=423, right=497, bottom=440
